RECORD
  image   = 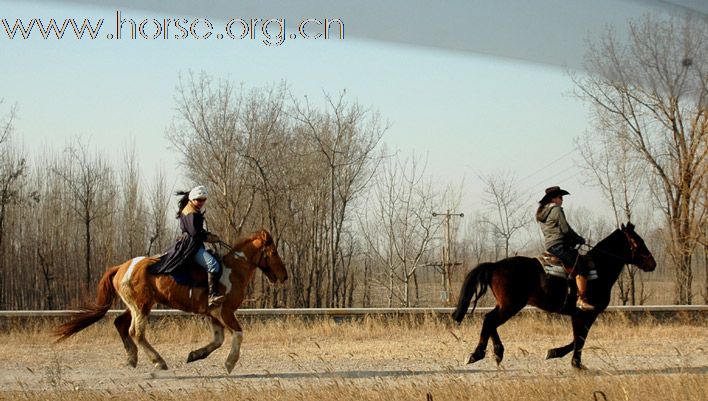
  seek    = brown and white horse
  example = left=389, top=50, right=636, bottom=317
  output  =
left=55, top=229, right=287, bottom=373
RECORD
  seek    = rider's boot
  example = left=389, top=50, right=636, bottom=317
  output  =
left=575, top=275, right=595, bottom=311
left=207, top=272, right=225, bottom=308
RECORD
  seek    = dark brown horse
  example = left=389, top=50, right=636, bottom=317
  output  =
left=55, top=229, right=287, bottom=373
left=452, top=223, right=656, bottom=369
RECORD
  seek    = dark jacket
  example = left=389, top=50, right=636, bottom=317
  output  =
left=536, top=203, right=584, bottom=250
left=149, top=203, right=216, bottom=274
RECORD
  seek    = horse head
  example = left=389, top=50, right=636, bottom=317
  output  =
left=620, top=222, right=656, bottom=272
left=252, top=229, right=288, bottom=284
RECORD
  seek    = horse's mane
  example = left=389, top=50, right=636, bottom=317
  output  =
left=230, top=229, right=270, bottom=252
left=592, top=228, right=623, bottom=250
left=588, top=228, right=627, bottom=267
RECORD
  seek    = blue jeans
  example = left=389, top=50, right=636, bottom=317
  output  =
left=193, top=246, right=221, bottom=274
left=548, top=243, right=588, bottom=276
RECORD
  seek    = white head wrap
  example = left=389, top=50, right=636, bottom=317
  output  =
left=188, top=185, right=208, bottom=200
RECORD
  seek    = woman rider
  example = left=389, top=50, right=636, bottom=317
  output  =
left=536, top=186, right=595, bottom=311
left=149, top=185, right=225, bottom=308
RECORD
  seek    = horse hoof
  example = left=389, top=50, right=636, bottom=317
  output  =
left=572, top=361, right=587, bottom=370
left=225, top=361, right=236, bottom=374
left=466, top=351, right=485, bottom=364
left=545, top=350, right=555, bottom=360
left=187, top=350, right=206, bottom=363
left=127, top=358, right=137, bottom=368
left=155, top=362, right=168, bottom=370
left=493, top=346, right=504, bottom=366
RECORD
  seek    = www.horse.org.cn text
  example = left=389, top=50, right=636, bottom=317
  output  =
left=1, top=10, right=345, bottom=46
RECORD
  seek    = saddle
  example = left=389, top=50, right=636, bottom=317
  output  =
left=170, top=263, right=209, bottom=287
left=537, top=252, right=598, bottom=280
left=163, top=248, right=247, bottom=287
left=151, top=248, right=223, bottom=288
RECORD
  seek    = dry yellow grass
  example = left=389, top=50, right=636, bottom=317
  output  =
left=0, top=314, right=706, bottom=401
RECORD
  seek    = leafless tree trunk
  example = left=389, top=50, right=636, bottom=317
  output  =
left=53, top=139, right=114, bottom=293
left=480, top=172, right=529, bottom=258
left=147, top=166, right=171, bottom=255
left=119, top=142, right=147, bottom=257
left=291, top=91, right=385, bottom=307
left=168, top=72, right=258, bottom=240
left=578, top=124, right=647, bottom=305
left=0, top=104, right=26, bottom=309
left=573, top=14, right=708, bottom=304
left=360, top=153, right=439, bottom=307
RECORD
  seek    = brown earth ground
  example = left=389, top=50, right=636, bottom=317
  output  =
left=0, top=314, right=706, bottom=401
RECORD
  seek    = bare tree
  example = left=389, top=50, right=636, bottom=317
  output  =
left=479, top=172, right=530, bottom=258
left=0, top=103, right=26, bottom=308
left=146, top=166, right=171, bottom=255
left=361, top=152, right=439, bottom=306
left=168, top=72, right=257, bottom=239
left=461, top=213, right=495, bottom=267
left=577, top=126, right=648, bottom=304
left=573, top=14, right=708, bottom=304
left=291, top=91, right=386, bottom=307
left=53, top=138, right=114, bottom=292
left=118, top=142, right=147, bottom=257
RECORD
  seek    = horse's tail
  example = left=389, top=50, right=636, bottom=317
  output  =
left=452, top=262, right=496, bottom=323
left=54, top=265, right=120, bottom=342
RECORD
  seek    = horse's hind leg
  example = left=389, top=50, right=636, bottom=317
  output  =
left=468, top=304, right=522, bottom=366
left=114, top=310, right=138, bottom=367
left=468, top=306, right=501, bottom=364
left=186, top=316, right=225, bottom=363
left=490, top=330, right=505, bottom=366
left=130, top=306, right=168, bottom=370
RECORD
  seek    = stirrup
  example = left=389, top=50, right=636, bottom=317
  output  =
left=208, top=294, right=225, bottom=308
left=576, top=297, right=595, bottom=311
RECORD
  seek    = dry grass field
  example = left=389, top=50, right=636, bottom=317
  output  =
left=0, top=314, right=706, bottom=401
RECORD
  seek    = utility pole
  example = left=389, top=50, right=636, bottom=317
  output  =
left=432, top=210, right=464, bottom=304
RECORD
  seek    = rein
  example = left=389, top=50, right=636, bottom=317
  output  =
left=217, top=239, right=262, bottom=263
left=217, top=240, right=234, bottom=251
left=581, top=230, right=639, bottom=266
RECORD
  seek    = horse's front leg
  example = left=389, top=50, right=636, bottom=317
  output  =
left=220, top=309, right=244, bottom=374
left=546, top=341, right=574, bottom=360
left=186, top=316, right=225, bottom=363
left=570, top=312, right=598, bottom=369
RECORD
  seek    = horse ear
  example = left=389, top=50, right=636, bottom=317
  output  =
left=259, top=229, right=272, bottom=245
left=621, top=223, right=626, bottom=230
left=627, top=222, right=635, bottom=230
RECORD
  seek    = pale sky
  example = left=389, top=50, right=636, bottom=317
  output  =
left=2, top=0, right=700, bottom=225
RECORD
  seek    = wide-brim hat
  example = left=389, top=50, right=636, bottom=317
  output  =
left=539, top=186, right=570, bottom=203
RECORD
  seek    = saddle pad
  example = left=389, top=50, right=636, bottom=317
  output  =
left=537, top=257, right=598, bottom=281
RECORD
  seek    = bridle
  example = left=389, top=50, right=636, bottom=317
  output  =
left=255, top=238, right=276, bottom=272
left=584, top=228, right=648, bottom=267
left=622, top=229, right=640, bottom=263
left=218, top=239, right=270, bottom=270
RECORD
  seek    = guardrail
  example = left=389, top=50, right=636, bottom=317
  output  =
left=1, top=305, right=706, bottom=319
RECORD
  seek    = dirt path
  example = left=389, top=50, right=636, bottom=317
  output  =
left=0, top=317, right=706, bottom=399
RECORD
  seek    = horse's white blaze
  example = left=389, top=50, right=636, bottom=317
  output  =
left=122, top=256, right=146, bottom=287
